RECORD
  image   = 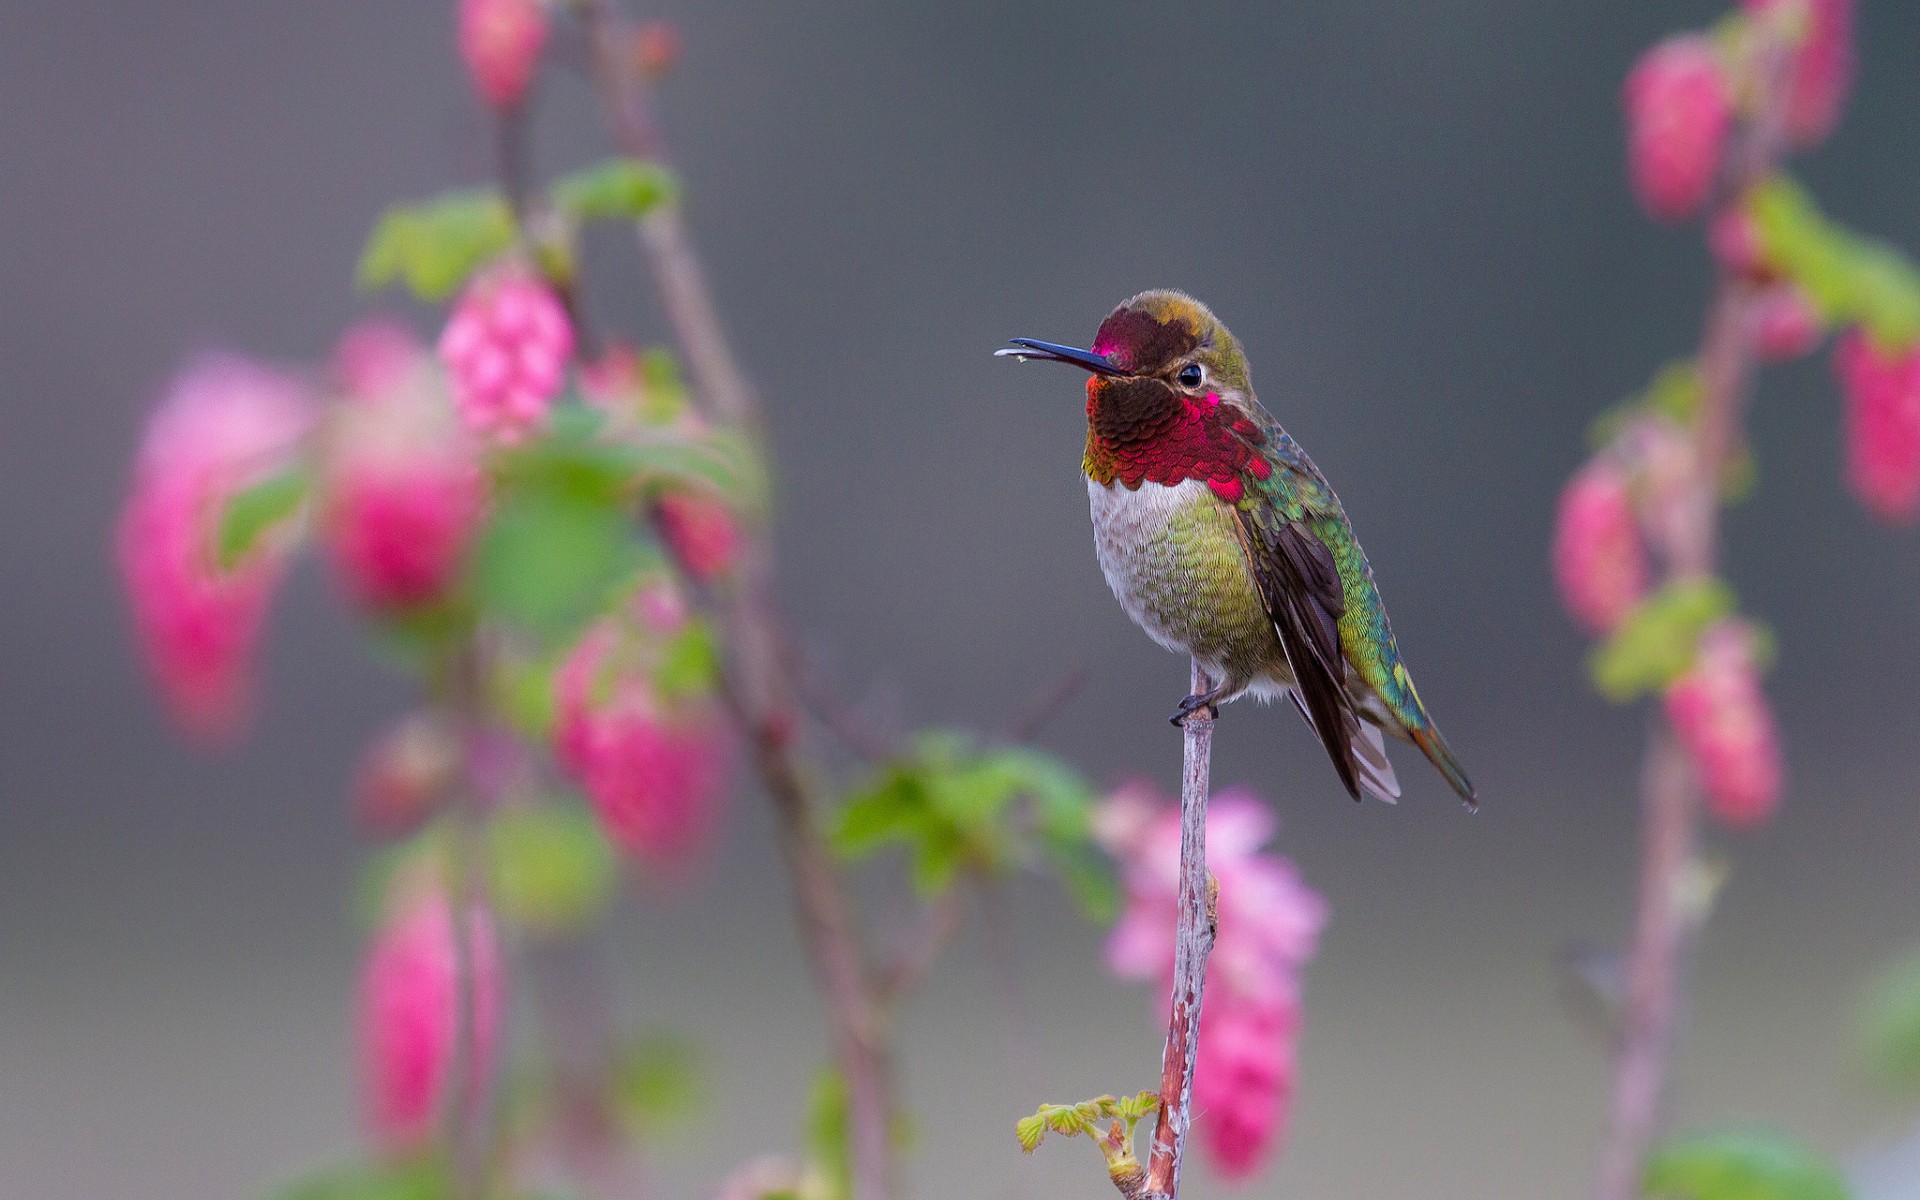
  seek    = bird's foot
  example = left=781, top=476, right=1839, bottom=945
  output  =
left=1169, top=691, right=1223, bottom=727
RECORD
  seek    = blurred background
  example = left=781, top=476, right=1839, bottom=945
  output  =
left=5, top=2, right=1920, bottom=1197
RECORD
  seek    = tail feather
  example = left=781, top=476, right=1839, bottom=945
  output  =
left=1286, top=691, right=1402, bottom=804
left=1410, top=723, right=1477, bottom=811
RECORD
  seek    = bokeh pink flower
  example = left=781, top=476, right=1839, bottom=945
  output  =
left=1624, top=37, right=1733, bottom=223
left=322, top=322, right=486, bottom=612
left=456, top=0, right=549, bottom=111
left=1751, top=284, right=1823, bottom=363
left=117, top=355, right=314, bottom=745
left=1098, top=785, right=1326, bottom=1182
left=1743, top=0, right=1854, bottom=149
left=553, top=605, right=728, bottom=872
left=1553, top=460, right=1650, bottom=635
left=1709, top=205, right=1767, bottom=278
left=439, top=265, right=575, bottom=444
left=1665, top=621, right=1783, bottom=828
left=1834, top=330, right=1920, bottom=525
left=353, top=712, right=461, bottom=839
left=656, top=491, right=742, bottom=583
left=358, top=893, right=504, bottom=1152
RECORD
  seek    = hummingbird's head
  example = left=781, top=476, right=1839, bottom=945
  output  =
left=998, top=291, right=1269, bottom=493
left=996, top=289, right=1252, bottom=402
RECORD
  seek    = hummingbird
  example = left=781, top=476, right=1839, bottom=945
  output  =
left=998, top=290, right=1475, bottom=808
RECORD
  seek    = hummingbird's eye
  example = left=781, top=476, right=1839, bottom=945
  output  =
left=1177, top=363, right=1205, bottom=389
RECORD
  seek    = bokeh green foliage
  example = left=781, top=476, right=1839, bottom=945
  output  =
left=830, top=732, right=1116, bottom=918
left=1642, top=1131, right=1850, bottom=1200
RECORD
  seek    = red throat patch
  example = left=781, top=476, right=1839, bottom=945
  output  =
left=1083, top=379, right=1269, bottom=502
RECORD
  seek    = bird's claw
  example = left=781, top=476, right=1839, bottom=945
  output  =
left=1169, top=692, right=1220, bottom=726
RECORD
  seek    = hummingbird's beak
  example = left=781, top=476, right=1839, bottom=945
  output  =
left=994, top=338, right=1127, bottom=376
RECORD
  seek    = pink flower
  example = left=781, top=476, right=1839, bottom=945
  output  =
left=1743, top=0, right=1854, bottom=149
left=1098, top=786, right=1327, bottom=1181
left=553, top=617, right=728, bottom=872
left=1665, top=622, right=1784, bottom=828
left=634, top=20, right=682, bottom=81
left=657, top=491, right=742, bottom=583
left=456, top=0, right=548, bottom=111
left=438, top=266, right=574, bottom=443
left=1751, top=284, right=1823, bottom=362
left=578, top=342, right=643, bottom=412
left=117, top=355, right=313, bottom=745
left=1553, top=460, right=1649, bottom=635
left=353, top=713, right=460, bottom=839
left=1709, top=205, right=1767, bottom=278
left=326, top=460, right=485, bottom=611
left=333, top=318, right=424, bottom=398
left=358, top=894, right=504, bottom=1152
left=1835, top=330, right=1920, bottom=524
left=1624, top=37, right=1733, bottom=222
left=321, top=322, right=486, bottom=612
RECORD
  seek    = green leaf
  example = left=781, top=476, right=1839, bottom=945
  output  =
left=357, top=190, right=516, bottom=302
left=496, top=404, right=766, bottom=515
left=1589, top=579, right=1736, bottom=702
left=653, top=620, right=720, bottom=699
left=1750, top=177, right=1920, bottom=347
left=1015, top=1113, right=1048, bottom=1153
left=493, top=651, right=559, bottom=739
left=807, top=1069, right=852, bottom=1200
left=611, top=1030, right=705, bottom=1134
left=218, top=468, right=310, bottom=569
left=1642, top=1131, right=1850, bottom=1200
left=471, top=489, right=640, bottom=640
left=832, top=774, right=924, bottom=856
left=1113, top=1091, right=1161, bottom=1122
left=1855, top=950, right=1920, bottom=1095
left=1645, top=361, right=1705, bottom=428
left=266, top=1158, right=451, bottom=1200
left=831, top=735, right=1104, bottom=903
left=486, top=802, right=620, bottom=937
left=551, top=159, right=678, bottom=223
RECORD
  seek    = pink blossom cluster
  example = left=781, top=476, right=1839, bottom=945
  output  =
left=1098, top=786, right=1326, bottom=1181
left=1553, top=460, right=1650, bottom=635
left=1750, top=285, right=1823, bottom=363
left=1623, top=37, right=1732, bottom=223
left=322, top=321, right=487, bottom=612
left=1742, top=0, right=1854, bottom=149
left=656, top=491, right=742, bottom=583
left=438, top=266, right=575, bottom=443
left=117, top=355, right=314, bottom=744
left=353, top=712, right=461, bottom=839
left=358, top=892, right=505, bottom=1152
left=1834, top=330, right=1920, bottom=525
left=1664, top=621, right=1784, bottom=827
left=553, top=587, right=729, bottom=872
left=456, top=0, right=549, bottom=111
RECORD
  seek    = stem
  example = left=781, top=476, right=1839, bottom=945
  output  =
left=1144, top=660, right=1218, bottom=1200
left=572, top=9, right=927, bottom=1197
left=442, top=642, right=495, bottom=1200
left=526, top=939, right=636, bottom=1200
left=1593, top=728, right=1699, bottom=1200
left=733, top=684, right=899, bottom=1200
left=1591, top=22, right=1796, bottom=1200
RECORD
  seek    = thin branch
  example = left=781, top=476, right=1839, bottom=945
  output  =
left=1592, top=21, right=1797, bottom=1200
left=441, top=642, right=498, bottom=1200
left=1143, top=660, right=1219, bottom=1200
left=780, top=633, right=900, bottom=765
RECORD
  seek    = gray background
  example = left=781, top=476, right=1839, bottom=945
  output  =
left=5, top=2, right=1920, bottom=1197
